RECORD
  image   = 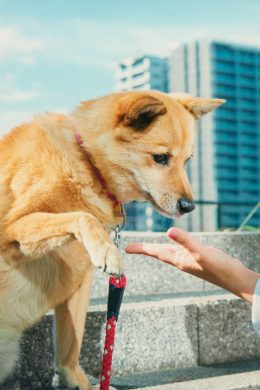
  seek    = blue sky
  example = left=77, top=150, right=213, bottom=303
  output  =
left=0, top=0, right=260, bottom=134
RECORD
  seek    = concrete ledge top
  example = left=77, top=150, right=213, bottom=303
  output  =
left=88, top=293, right=239, bottom=312
left=91, top=231, right=260, bottom=300
left=121, top=231, right=260, bottom=237
left=135, top=369, right=260, bottom=389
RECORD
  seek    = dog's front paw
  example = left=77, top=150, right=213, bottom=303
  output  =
left=77, top=216, right=124, bottom=276
left=94, top=242, right=124, bottom=276
left=52, top=367, right=91, bottom=390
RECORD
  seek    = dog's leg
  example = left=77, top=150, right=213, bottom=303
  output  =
left=53, top=259, right=93, bottom=390
left=6, top=211, right=123, bottom=275
left=0, top=328, right=21, bottom=383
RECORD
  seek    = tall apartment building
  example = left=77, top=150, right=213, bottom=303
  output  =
left=115, top=54, right=168, bottom=92
left=115, top=54, right=170, bottom=231
left=170, top=40, right=260, bottom=230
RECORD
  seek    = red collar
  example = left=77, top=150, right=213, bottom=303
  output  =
left=75, top=131, right=123, bottom=219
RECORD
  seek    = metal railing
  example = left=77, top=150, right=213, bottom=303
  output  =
left=124, top=200, right=260, bottom=232
left=194, top=200, right=260, bottom=230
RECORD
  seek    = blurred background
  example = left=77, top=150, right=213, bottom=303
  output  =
left=1, top=0, right=259, bottom=232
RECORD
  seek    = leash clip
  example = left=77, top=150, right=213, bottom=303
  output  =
left=113, top=225, right=121, bottom=248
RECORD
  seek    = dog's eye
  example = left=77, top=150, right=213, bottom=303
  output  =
left=153, top=154, right=169, bottom=166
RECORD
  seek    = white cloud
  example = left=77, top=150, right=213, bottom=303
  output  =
left=39, top=20, right=185, bottom=66
left=0, top=17, right=259, bottom=119
left=0, top=20, right=192, bottom=69
left=0, top=109, right=34, bottom=135
left=0, top=15, right=259, bottom=136
left=0, top=25, right=42, bottom=64
left=0, top=106, right=69, bottom=136
left=22, top=19, right=260, bottom=69
left=0, top=89, right=40, bottom=102
left=1, top=19, right=260, bottom=72
left=0, top=72, right=41, bottom=102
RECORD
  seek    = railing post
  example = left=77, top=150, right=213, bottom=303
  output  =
left=217, top=203, right=222, bottom=230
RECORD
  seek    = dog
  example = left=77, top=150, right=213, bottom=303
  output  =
left=0, top=90, right=224, bottom=389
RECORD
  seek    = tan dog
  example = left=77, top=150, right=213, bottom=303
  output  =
left=0, top=90, right=224, bottom=389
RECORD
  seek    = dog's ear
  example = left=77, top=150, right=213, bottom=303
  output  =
left=118, top=95, right=167, bottom=130
left=171, top=94, right=225, bottom=119
left=183, top=97, right=226, bottom=119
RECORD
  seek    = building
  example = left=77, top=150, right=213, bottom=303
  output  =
left=115, top=54, right=170, bottom=231
left=115, top=54, right=168, bottom=93
left=169, top=40, right=260, bottom=230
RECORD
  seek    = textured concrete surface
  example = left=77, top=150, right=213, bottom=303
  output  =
left=2, top=314, right=54, bottom=390
left=5, top=294, right=260, bottom=389
left=3, top=232, right=260, bottom=389
left=134, top=369, right=260, bottom=389
left=90, top=232, right=260, bottom=299
left=105, top=358, right=260, bottom=389
left=110, top=299, right=198, bottom=375
left=4, top=299, right=198, bottom=389
left=198, top=298, right=260, bottom=365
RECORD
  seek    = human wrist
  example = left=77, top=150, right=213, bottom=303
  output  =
left=197, top=251, right=258, bottom=303
left=224, top=260, right=259, bottom=304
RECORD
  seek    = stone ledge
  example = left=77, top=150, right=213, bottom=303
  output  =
left=135, top=369, right=260, bottom=390
left=4, top=294, right=260, bottom=389
left=3, top=231, right=260, bottom=389
left=91, top=231, right=260, bottom=299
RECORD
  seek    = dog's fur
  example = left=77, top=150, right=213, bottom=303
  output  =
left=0, top=90, right=224, bottom=389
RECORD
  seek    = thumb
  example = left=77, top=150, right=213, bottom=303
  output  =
left=167, top=227, right=202, bottom=253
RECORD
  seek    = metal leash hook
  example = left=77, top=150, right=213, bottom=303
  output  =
left=99, top=222, right=126, bottom=390
left=113, top=224, right=121, bottom=248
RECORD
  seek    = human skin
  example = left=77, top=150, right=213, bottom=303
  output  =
left=125, top=228, right=260, bottom=304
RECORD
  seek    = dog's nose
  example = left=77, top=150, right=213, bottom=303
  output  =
left=177, top=198, right=195, bottom=214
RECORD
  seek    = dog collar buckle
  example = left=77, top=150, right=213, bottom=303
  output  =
left=113, top=224, right=121, bottom=248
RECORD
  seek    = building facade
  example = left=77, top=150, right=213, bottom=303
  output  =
left=115, top=54, right=170, bottom=231
left=170, top=40, right=260, bottom=230
left=115, top=54, right=168, bottom=93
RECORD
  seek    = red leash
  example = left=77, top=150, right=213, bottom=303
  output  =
left=99, top=275, right=126, bottom=390
left=74, top=131, right=126, bottom=390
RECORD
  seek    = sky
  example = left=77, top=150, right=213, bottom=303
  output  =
left=0, top=0, right=260, bottom=134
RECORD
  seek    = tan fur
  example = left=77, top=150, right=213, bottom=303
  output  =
left=0, top=90, right=224, bottom=388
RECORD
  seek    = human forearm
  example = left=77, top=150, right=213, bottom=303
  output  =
left=221, top=261, right=260, bottom=304
left=126, top=228, right=260, bottom=304
left=167, top=229, right=260, bottom=304
left=198, top=253, right=260, bottom=304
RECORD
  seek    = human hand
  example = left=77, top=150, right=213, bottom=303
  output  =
left=125, top=228, right=259, bottom=303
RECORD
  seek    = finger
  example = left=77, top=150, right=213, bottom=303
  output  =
left=167, top=227, right=202, bottom=252
left=126, top=242, right=184, bottom=268
left=125, top=242, right=164, bottom=258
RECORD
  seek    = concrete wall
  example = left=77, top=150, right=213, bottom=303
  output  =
left=3, top=231, right=260, bottom=389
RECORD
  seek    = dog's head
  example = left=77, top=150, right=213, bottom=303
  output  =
left=75, top=91, right=225, bottom=218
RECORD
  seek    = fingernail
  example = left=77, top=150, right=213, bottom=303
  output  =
left=167, top=228, right=178, bottom=239
left=125, top=245, right=131, bottom=253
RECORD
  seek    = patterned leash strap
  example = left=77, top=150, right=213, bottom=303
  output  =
left=99, top=275, right=127, bottom=390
